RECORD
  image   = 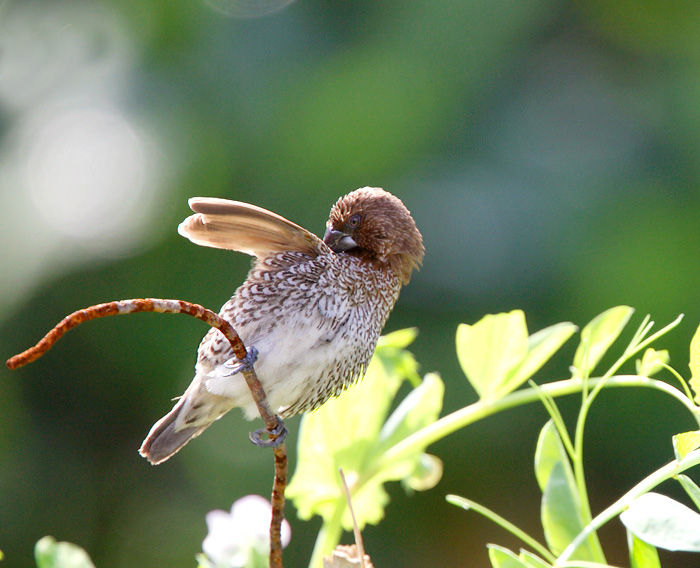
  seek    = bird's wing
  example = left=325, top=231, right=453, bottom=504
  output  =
left=178, top=197, right=328, bottom=257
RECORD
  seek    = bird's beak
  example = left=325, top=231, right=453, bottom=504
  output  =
left=324, top=227, right=358, bottom=252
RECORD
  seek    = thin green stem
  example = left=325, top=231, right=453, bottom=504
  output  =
left=630, top=316, right=653, bottom=351
left=659, top=362, right=695, bottom=402
left=308, top=499, right=345, bottom=568
left=565, top=312, right=686, bottom=562
left=363, top=375, right=699, bottom=487
left=557, top=448, right=700, bottom=564
left=447, top=495, right=557, bottom=563
left=571, top=396, right=605, bottom=561
left=585, top=315, right=684, bottom=408
left=631, top=314, right=684, bottom=359
left=529, top=380, right=576, bottom=462
left=311, top=372, right=699, bottom=567
left=316, top=315, right=690, bottom=566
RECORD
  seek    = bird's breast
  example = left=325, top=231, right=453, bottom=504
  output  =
left=201, top=251, right=402, bottom=417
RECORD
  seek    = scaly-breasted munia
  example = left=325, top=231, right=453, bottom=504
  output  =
left=139, top=187, right=424, bottom=464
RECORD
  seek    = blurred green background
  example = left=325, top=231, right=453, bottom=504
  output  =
left=2, top=0, right=700, bottom=566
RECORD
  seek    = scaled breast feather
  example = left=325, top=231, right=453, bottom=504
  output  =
left=178, top=197, right=328, bottom=257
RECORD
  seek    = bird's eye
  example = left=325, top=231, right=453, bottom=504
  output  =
left=347, top=214, right=361, bottom=229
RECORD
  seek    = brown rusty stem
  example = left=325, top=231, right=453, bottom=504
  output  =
left=270, top=446, right=288, bottom=566
left=6, top=298, right=287, bottom=568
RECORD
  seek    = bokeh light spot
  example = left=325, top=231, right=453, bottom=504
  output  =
left=26, top=104, right=148, bottom=248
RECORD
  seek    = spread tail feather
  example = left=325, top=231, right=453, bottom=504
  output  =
left=139, top=403, right=206, bottom=465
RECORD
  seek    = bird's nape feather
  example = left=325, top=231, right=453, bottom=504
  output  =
left=178, top=197, right=327, bottom=258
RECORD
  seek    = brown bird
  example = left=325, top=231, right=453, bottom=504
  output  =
left=139, top=187, right=424, bottom=464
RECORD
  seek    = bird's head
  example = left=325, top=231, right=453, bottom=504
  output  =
left=324, top=187, right=424, bottom=283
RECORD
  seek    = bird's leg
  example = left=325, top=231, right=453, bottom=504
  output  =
left=227, top=344, right=286, bottom=448
left=250, top=416, right=288, bottom=448
left=222, top=345, right=259, bottom=376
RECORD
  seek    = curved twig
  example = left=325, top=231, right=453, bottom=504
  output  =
left=6, top=298, right=287, bottom=568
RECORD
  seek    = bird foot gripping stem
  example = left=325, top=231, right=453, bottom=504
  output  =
left=250, top=416, right=288, bottom=448
left=223, top=345, right=259, bottom=376
left=228, top=345, right=286, bottom=448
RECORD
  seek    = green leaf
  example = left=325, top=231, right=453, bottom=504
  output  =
left=506, top=322, right=577, bottom=392
left=672, top=431, right=700, bottom=461
left=377, top=327, right=419, bottom=349
left=572, top=306, right=634, bottom=378
left=374, top=372, right=445, bottom=489
left=456, top=311, right=529, bottom=399
left=288, top=355, right=401, bottom=527
left=534, top=420, right=573, bottom=493
left=635, top=348, right=670, bottom=377
left=628, top=531, right=661, bottom=568
left=689, top=323, right=700, bottom=404
left=620, top=492, right=700, bottom=552
left=35, top=537, right=95, bottom=568
left=456, top=312, right=574, bottom=400
left=535, top=421, right=596, bottom=559
left=376, top=373, right=443, bottom=452
left=288, top=334, right=444, bottom=531
left=677, top=474, right=700, bottom=511
left=518, top=551, right=551, bottom=568
left=375, top=328, right=422, bottom=387
left=541, top=463, right=593, bottom=558
left=487, top=545, right=531, bottom=568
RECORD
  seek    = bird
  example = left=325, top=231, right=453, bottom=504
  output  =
left=139, top=186, right=424, bottom=464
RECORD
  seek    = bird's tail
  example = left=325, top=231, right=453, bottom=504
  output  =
left=139, top=401, right=206, bottom=465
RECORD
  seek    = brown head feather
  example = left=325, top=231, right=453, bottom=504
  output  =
left=327, top=187, right=424, bottom=283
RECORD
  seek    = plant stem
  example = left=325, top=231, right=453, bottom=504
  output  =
left=557, top=448, right=700, bottom=564
left=364, top=375, right=699, bottom=486
left=447, top=495, right=557, bottom=563
left=564, top=312, right=685, bottom=563
left=571, top=395, right=606, bottom=562
left=309, top=498, right=346, bottom=568
left=5, top=298, right=289, bottom=568
left=659, top=362, right=695, bottom=401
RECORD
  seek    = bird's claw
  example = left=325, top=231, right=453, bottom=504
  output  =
left=223, top=346, right=259, bottom=376
left=249, top=416, right=287, bottom=448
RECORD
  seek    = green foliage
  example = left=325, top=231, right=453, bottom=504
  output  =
left=487, top=545, right=532, bottom=568
left=628, top=531, right=661, bottom=568
left=621, top=493, right=700, bottom=552
left=34, top=537, right=95, bottom=568
left=673, top=430, right=700, bottom=460
left=287, top=329, right=444, bottom=565
left=517, top=551, right=551, bottom=568
left=689, top=323, right=700, bottom=404
left=677, top=474, right=700, bottom=511
left=446, top=495, right=554, bottom=564
left=535, top=422, right=599, bottom=561
left=636, top=348, right=669, bottom=377
left=8, top=0, right=700, bottom=563
left=456, top=310, right=576, bottom=400
left=442, top=308, right=700, bottom=568
left=571, top=306, right=633, bottom=379
left=284, top=306, right=700, bottom=567
left=26, top=308, right=700, bottom=568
